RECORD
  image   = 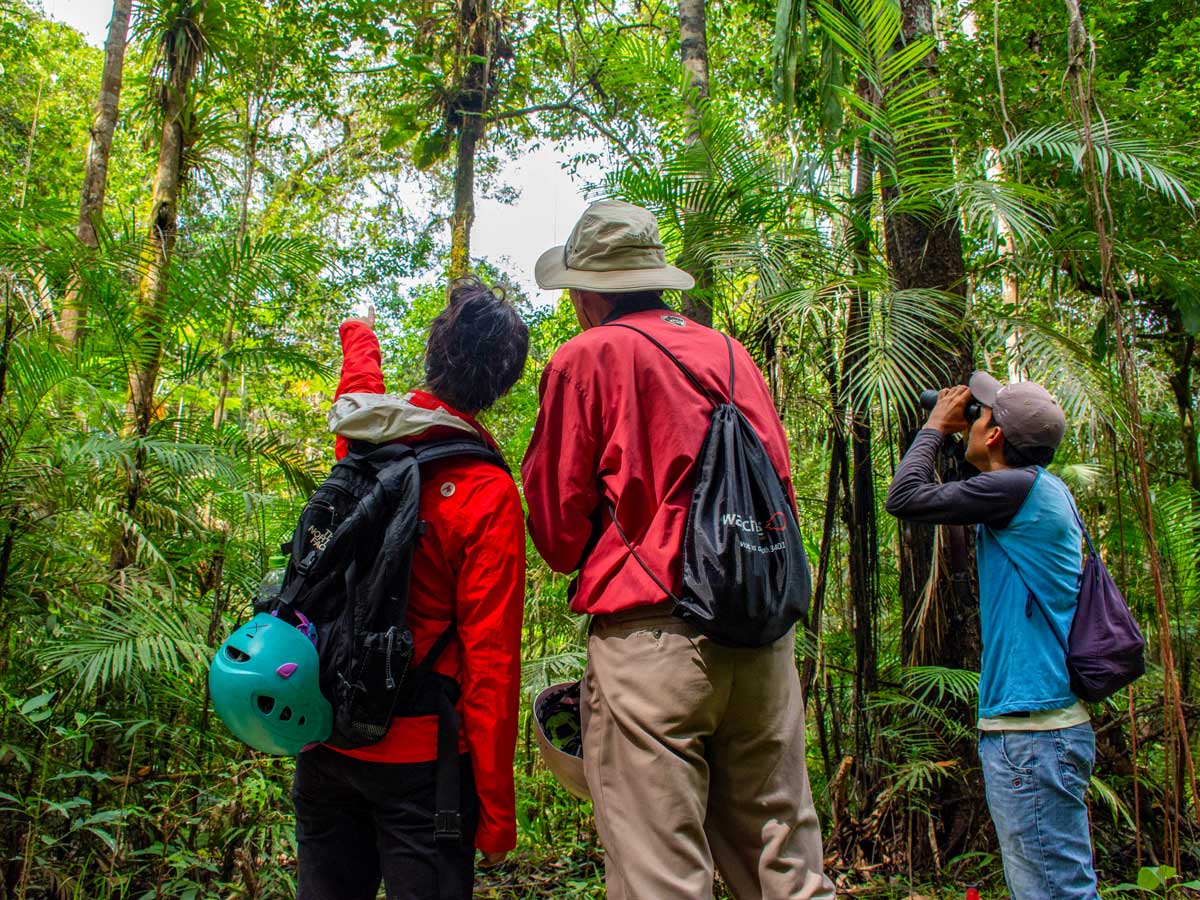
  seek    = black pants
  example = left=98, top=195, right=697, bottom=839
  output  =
left=292, top=746, right=479, bottom=900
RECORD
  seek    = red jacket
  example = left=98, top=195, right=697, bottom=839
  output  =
left=522, top=308, right=795, bottom=616
left=328, top=321, right=525, bottom=855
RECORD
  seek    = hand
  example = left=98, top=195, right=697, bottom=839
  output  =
left=344, top=304, right=375, bottom=330
left=926, top=385, right=972, bottom=435
left=478, top=850, right=509, bottom=868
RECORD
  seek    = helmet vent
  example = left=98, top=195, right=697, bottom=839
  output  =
left=257, top=695, right=275, bottom=714
left=224, top=646, right=251, bottom=662
left=298, top=716, right=306, bottom=727
left=279, top=706, right=293, bottom=722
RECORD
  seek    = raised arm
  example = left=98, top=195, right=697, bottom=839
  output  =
left=334, top=308, right=383, bottom=460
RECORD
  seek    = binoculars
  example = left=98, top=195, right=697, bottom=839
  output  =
left=919, top=389, right=982, bottom=423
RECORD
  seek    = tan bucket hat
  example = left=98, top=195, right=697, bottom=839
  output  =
left=535, top=200, right=695, bottom=293
left=533, top=682, right=590, bottom=801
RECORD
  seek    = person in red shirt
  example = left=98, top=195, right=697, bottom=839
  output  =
left=523, top=201, right=834, bottom=900
left=293, top=277, right=528, bottom=900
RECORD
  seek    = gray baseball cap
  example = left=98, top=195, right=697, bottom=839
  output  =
left=535, top=200, right=695, bottom=293
left=968, top=371, right=1066, bottom=451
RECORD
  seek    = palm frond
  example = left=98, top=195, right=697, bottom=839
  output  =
left=999, top=123, right=1195, bottom=211
left=40, top=589, right=211, bottom=694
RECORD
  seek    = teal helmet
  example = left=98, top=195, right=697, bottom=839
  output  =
left=209, top=613, right=332, bottom=755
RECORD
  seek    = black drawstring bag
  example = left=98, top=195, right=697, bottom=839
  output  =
left=606, top=324, right=811, bottom=648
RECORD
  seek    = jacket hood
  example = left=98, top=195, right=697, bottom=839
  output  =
left=328, top=391, right=484, bottom=445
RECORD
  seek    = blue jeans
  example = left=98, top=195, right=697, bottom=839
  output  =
left=978, top=723, right=1099, bottom=900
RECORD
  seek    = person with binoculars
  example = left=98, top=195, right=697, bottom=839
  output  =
left=886, top=373, right=1100, bottom=900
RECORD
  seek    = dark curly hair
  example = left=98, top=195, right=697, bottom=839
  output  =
left=425, top=276, right=529, bottom=414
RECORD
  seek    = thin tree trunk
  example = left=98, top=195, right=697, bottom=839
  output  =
left=679, top=0, right=709, bottom=141
left=678, top=0, right=713, bottom=327
left=214, top=99, right=261, bottom=429
left=61, top=0, right=132, bottom=347
left=1166, top=320, right=1200, bottom=709
left=114, top=4, right=203, bottom=570
left=448, top=0, right=492, bottom=281
left=129, top=79, right=188, bottom=435
left=449, top=110, right=481, bottom=280
left=1167, top=327, right=1200, bottom=496
left=802, top=441, right=841, bottom=705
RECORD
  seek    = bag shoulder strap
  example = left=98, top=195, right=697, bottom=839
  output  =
left=413, top=437, right=511, bottom=475
left=606, top=503, right=681, bottom=605
left=1066, top=496, right=1098, bottom=557
left=985, top=525, right=1071, bottom=655
left=599, top=321, right=738, bottom=600
left=279, top=447, right=420, bottom=602
left=604, top=322, right=735, bottom=406
left=415, top=623, right=457, bottom=673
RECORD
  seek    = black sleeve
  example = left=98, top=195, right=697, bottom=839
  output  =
left=884, top=429, right=1037, bottom=529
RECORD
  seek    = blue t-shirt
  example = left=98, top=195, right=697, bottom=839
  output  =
left=977, top=469, right=1082, bottom=717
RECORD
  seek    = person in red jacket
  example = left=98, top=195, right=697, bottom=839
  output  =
left=293, top=276, right=528, bottom=900
left=523, top=201, right=834, bottom=900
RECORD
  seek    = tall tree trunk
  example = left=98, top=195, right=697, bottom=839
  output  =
left=843, top=141, right=879, bottom=738
left=114, top=4, right=204, bottom=570
left=885, top=0, right=978, bottom=673
left=881, top=0, right=979, bottom=870
left=61, top=0, right=133, bottom=347
left=679, top=0, right=709, bottom=141
left=448, top=0, right=493, bottom=281
left=677, top=0, right=713, bottom=327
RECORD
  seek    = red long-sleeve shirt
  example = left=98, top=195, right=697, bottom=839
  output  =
left=329, top=321, right=525, bottom=854
left=521, top=308, right=795, bottom=615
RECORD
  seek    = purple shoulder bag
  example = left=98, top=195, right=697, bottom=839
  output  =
left=993, top=505, right=1145, bottom=703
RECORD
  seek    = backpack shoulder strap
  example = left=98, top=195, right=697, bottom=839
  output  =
left=277, top=446, right=421, bottom=604
left=412, top=438, right=511, bottom=476
left=1064, top=493, right=1097, bottom=557
left=604, top=322, right=731, bottom=407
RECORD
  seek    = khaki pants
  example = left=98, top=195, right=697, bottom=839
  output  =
left=582, top=604, right=836, bottom=900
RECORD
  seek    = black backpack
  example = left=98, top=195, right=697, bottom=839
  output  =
left=605, top=323, right=812, bottom=648
left=259, top=437, right=508, bottom=897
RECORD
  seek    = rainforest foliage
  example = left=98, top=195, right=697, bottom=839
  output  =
left=1, top=0, right=1199, bottom=896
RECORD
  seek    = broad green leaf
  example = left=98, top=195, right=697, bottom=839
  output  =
left=1137, top=867, right=1164, bottom=890
left=19, top=692, right=55, bottom=716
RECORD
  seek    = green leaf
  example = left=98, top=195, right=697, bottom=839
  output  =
left=85, top=827, right=117, bottom=852
left=19, top=692, right=55, bottom=716
left=1137, top=867, right=1164, bottom=890
left=412, top=127, right=451, bottom=171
